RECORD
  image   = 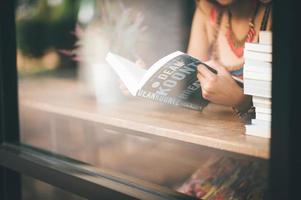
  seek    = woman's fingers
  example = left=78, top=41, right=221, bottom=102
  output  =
left=117, top=59, right=146, bottom=97
left=197, top=72, right=212, bottom=100
left=118, top=80, right=130, bottom=96
left=197, top=72, right=204, bottom=84
left=197, top=64, right=218, bottom=100
left=204, top=60, right=228, bottom=75
left=197, top=64, right=215, bottom=79
left=135, top=59, right=146, bottom=69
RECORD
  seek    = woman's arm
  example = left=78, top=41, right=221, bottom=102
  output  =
left=187, top=6, right=211, bottom=61
left=189, top=4, right=249, bottom=109
left=197, top=61, right=247, bottom=107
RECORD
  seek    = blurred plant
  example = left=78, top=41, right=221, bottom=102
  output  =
left=62, top=0, right=147, bottom=63
left=16, top=0, right=80, bottom=58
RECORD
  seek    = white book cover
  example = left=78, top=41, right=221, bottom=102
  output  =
left=259, top=31, right=272, bottom=45
left=244, top=67, right=271, bottom=76
left=244, top=42, right=272, bottom=53
left=253, top=96, right=271, bottom=109
left=256, top=112, right=271, bottom=121
left=252, top=119, right=271, bottom=127
left=244, top=71, right=272, bottom=81
left=256, top=106, right=271, bottom=114
left=244, top=49, right=272, bottom=62
left=244, top=79, right=271, bottom=98
left=245, top=119, right=271, bottom=138
left=243, top=59, right=272, bottom=79
left=244, top=87, right=271, bottom=98
left=254, top=101, right=271, bottom=110
left=244, top=59, right=272, bottom=70
left=253, top=96, right=272, bottom=105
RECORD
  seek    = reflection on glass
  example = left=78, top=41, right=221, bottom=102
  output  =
left=17, top=0, right=270, bottom=199
left=22, top=175, right=86, bottom=200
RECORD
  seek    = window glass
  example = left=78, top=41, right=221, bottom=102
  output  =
left=17, top=0, right=271, bottom=199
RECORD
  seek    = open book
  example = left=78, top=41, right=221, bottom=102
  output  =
left=106, top=51, right=243, bottom=110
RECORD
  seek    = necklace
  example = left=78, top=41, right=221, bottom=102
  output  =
left=225, top=1, right=259, bottom=58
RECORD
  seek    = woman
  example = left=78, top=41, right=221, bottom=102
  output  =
left=177, top=1, right=272, bottom=199
left=190, top=0, right=271, bottom=121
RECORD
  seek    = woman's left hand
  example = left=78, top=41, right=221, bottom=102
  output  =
left=197, top=60, right=245, bottom=107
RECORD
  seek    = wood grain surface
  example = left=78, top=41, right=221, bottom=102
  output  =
left=18, top=78, right=270, bottom=159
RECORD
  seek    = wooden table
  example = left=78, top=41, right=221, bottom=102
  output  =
left=19, top=78, right=270, bottom=159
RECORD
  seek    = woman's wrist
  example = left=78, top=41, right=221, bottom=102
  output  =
left=234, top=95, right=252, bottom=112
left=233, top=95, right=255, bottom=124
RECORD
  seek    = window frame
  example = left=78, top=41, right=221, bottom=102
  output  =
left=1, top=0, right=301, bottom=200
left=0, top=0, right=21, bottom=198
left=269, top=0, right=301, bottom=199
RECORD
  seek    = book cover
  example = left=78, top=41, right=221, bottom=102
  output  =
left=256, top=112, right=271, bottom=122
left=245, top=119, right=271, bottom=138
left=136, top=53, right=212, bottom=110
left=244, top=50, right=272, bottom=63
left=244, top=71, right=272, bottom=81
left=244, top=79, right=271, bottom=98
left=256, top=106, right=271, bottom=114
left=259, top=31, right=272, bottom=45
left=253, top=96, right=271, bottom=108
left=243, top=59, right=272, bottom=73
left=245, top=42, right=272, bottom=53
left=253, top=102, right=271, bottom=110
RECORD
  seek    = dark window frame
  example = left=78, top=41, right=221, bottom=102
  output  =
left=1, top=0, right=301, bottom=199
left=0, top=0, right=21, bottom=199
left=269, top=0, right=301, bottom=199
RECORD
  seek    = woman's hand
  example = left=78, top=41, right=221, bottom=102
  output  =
left=197, top=60, right=245, bottom=107
left=119, top=59, right=146, bottom=96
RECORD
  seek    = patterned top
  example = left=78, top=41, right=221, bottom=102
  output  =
left=207, top=1, right=272, bottom=79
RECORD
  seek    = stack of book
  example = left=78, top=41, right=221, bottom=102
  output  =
left=243, top=31, right=272, bottom=138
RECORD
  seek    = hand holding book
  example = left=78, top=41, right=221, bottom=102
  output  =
left=197, top=60, right=245, bottom=107
left=106, top=51, right=243, bottom=110
left=119, top=59, right=146, bottom=96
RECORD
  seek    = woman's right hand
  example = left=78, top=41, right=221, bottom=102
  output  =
left=197, top=60, right=245, bottom=107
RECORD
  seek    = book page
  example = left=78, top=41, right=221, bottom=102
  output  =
left=106, top=52, right=147, bottom=96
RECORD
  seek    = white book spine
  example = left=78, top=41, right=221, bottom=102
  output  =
left=253, top=96, right=272, bottom=105
left=244, top=71, right=272, bottom=81
left=244, top=79, right=271, bottom=98
left=245, top=119, right=271, bottom=138
left=244, top=42, right=272, bottom=53
left=245, top=125, right=271, bottom=138
left=256, top=112, right=271, bottom=121
left=244, top=59, right=272, bottom=69
left=244, top=50, right=272, bottom=62
left=256, top=106, right=271, bottom=114
left=259, top=31, right=272, bottom=45
left=244, top=67, right=272, bottom=75
left=254, top=102, right=271, bottom=110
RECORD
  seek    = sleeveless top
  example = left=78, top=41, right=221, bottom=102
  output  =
left=208, top=1, right=272, bottom=79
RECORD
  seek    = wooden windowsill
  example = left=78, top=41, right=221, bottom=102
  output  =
left=19, top=78, right=270, bottom=159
